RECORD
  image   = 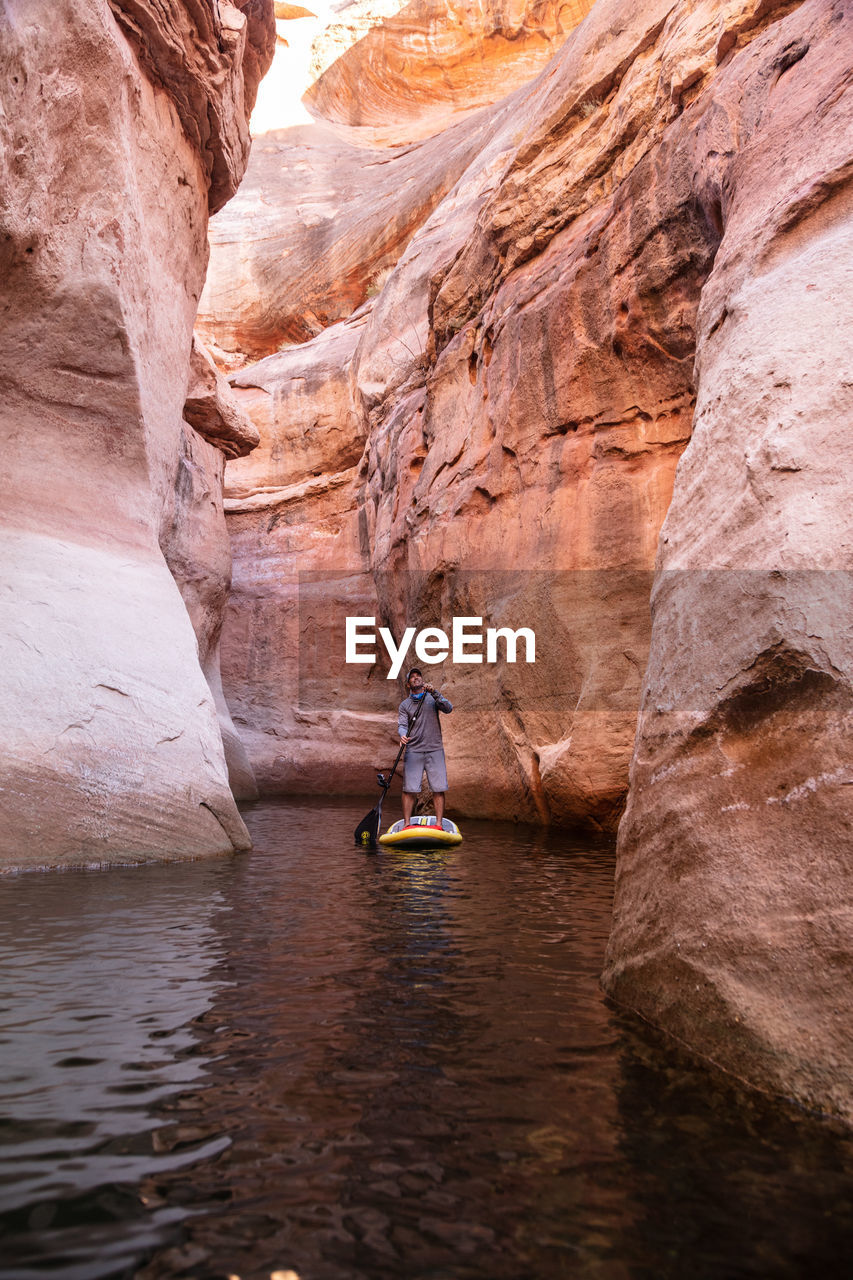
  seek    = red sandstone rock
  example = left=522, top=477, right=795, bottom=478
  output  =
left=305, top=0, right=596, bottom=140
left=184, top=334, right=261, bottom=460
left=219, top=0, right=719, bottom=825
left=221, top=310, right=389, bottom=789
left=237, top=0, right=278, bottom=115
left=0, top=0, right=272, bottom=867
left=160, top=419, right=260, bottom=804
left=197, top=0, right=597, bottom=361
left=108, top=0, right=275, bottom=213
left=169, top=337, right=261, bottom=801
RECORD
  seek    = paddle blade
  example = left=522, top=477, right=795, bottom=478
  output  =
left=354, top=804, right=381, bottom=848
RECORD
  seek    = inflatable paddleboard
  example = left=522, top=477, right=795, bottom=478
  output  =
left=378, top=816, right=463, bottom=849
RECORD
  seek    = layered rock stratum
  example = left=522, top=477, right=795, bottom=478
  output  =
left=0, top=0, right=273, bottom=867
left=205, top=0, right=853, bottom=1118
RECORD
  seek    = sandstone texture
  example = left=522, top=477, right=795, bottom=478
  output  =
left=108, top=0, right=275, bottom=214
left=196, top=112, right=499, bottom=360
left=223, top=309, right=389, bottom=793
left=184, top=333, right=261, bottom=460
left=217, top=0, right=725, bottom=826
left=603, top=0, right=853, bottom=1121
left=165, top=339, right=261, bottom=803
left=0, top=0, right=273, bottom=868
left=209, top=0, right=853, bottom=1117
left=305, top=1, right=597, bottom=139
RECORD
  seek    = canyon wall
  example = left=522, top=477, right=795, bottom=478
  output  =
left=602, top=0, right=853, bottom=1121
left=207, top=0, right=853, bottom=1117
left=0, top=0, right=273, bottom=868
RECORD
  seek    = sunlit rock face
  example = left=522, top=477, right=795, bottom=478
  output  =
left=304, top=0, right=598, bottom=139
left=0, top=1, right=272, bottom=867
left=603, top=0, right=853, bottom=1122
left=196, top=0, right=594, bottom=363
left=218, top=0, right=724, bottom=826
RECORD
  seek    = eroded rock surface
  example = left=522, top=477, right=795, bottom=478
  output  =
left=223, top=310, right=388, bottom=792
left=184, top=334, right=261, bottom=460
left=197, top=0, right=594, bottom=361
left=108, top=0, right=275, bottom=213
left=218, top=0, right=726, bottom=825
left=164, top=338, right=261, bottom=803
left=0, top=0, right=273, bottom=867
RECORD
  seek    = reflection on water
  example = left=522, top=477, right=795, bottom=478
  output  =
left=0, top=864, right=229, bottom=1278
left=1, top=799, right=853, bottom=1279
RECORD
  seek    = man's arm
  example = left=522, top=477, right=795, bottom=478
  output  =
left=425, top=685, right=452, bottom=713
left=398, top=700, right=411, bottom=742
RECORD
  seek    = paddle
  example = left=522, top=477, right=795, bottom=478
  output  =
left=354, top=690, right=426, bottom=848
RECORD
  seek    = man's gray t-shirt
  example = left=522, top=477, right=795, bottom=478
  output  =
left=398, top=691, right=453, bottom=750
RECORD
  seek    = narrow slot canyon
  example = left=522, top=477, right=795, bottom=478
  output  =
left=1, top=1, right=852, bottom=1275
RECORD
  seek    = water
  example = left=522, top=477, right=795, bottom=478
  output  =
left=2, top=799, right=853, bottom=1279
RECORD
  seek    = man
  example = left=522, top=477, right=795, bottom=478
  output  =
left=398, top=667, right=453, bottom=826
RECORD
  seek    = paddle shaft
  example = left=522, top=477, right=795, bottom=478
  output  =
left=378, top=689, right=428, bottom=796
left=354, top=689, right=431, bottom=845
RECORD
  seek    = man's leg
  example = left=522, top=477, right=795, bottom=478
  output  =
left=402, top=749, right=423, bottom=824
left=425, top=750, right=448, bottom=825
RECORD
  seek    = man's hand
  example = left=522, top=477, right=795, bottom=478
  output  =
left=400, top=735, right=410, bottom=744
left=424, top=683, right=435, bottom=694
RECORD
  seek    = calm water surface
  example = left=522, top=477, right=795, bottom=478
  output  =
left=2, top=799, right=853, bottom=1279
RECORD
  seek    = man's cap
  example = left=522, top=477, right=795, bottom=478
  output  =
left=406, top=667, right=423, bottom=683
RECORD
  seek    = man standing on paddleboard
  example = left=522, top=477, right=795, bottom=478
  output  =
left=398, top=667, right=453, bottom=826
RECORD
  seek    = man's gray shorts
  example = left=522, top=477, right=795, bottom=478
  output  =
left=403, top=747, right=448, bottom=793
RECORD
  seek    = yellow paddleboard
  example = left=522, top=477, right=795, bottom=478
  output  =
left=378, top=817, right=463, bottom=849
